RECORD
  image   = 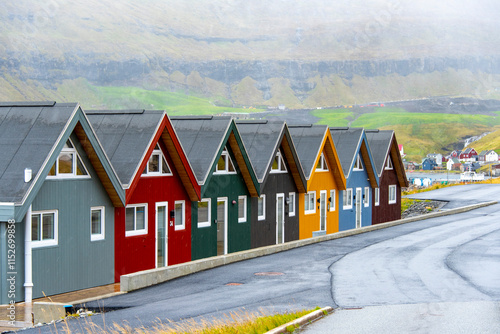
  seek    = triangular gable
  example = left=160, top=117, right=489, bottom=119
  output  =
left=309, top=129, right=346, bottom=191
left=236, top=120, right=306, bottom=193
left=126, top=116, right=201, bottom=203
left=331, top=127, right=378, bottom=188
left=171, top=116, right=259, bottom=198
left=87, top=111, right=201, bottom=203
left=388, top=133, right=409, bottom=188
left=0, top=102, right=125, bottom=221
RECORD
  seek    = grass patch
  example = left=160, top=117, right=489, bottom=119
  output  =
left=103, top=308, right=318, bottom=334
left=311, top=108, right=353, bottom=127
left=94, top=86, right=262, bottom=115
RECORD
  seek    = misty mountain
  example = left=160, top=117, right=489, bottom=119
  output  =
left=1, top=0, right=500, bottom=108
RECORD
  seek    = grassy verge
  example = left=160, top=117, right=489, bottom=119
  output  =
left=63, top=308, right=319, bottom=334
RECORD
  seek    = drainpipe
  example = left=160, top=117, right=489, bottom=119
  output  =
left=24, top=204, right=33, bottom=303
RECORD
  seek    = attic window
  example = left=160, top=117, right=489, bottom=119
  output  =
left=353, top=154, right=363, bottom=171
left=316, top=153, right=329, bottom=171
left=385, top=157, right=393, bottom=170
left=142, top=144, right=172, bottom=176
left=270, top=149, right=287, bottom=173
left=47, top=138, right=89, bottom=178
left=215, top=147, right=236, bottom=174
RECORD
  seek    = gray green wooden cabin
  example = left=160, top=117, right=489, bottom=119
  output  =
left=0, top=102, right=124, bottom=304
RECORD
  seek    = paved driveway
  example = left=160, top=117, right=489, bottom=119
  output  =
left=21, top=184, right=500, bottom=333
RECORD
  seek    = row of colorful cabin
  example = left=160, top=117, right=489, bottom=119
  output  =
left=0, top=102, right=408, bottom=305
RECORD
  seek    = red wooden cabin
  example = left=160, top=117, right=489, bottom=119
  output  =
left=87, top=110, right=200, bottom=281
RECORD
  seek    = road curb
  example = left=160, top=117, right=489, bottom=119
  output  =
left=264, top=307, right=334, bottom=334
left=120, top=200, right=497, bottom=293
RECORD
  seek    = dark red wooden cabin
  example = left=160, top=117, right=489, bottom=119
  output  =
left=87, top=110, right=200, bottom=282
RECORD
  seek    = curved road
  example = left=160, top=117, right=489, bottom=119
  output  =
left=22, top=184, right=500, bottom=333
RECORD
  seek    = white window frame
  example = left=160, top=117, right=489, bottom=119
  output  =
left=270, top=149, right=287, bottom=173
left=238, top=195, right=247, bottom=223
left=364, top=187, right=370, bottom=207
left=258, top=195, right=266, bottom=221
left=353, top=154, right=364, bottom=171
left=31, top=210, right=58, bottom=248
left=142, top=144, right=173, bottom=176
left=174, top=201, right=186, bottom=230
left=288, top=192, right=296, bottom=217
left=343, top=188, right=353, bottom=210
left=90, top=206, right=105, bottom=241
left=329, top=189, right=336, bottom=211
left=389, top=185, right=397, bottom=204
left=197, top=198, right=211, bottom=228
left=125, top=203, right=148, bottom=237
left=47, top=138, right=90, bottom=179
left=385, top=156, right=393, bottom=170
left=304, top=191, right=316, bottom=215
left=214, top=147, right=237, bottom=174
left=375, top=187, right=380, bottom=206
left=316, top=153, right=329, bottom=171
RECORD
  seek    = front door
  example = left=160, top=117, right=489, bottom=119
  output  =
left=276, top=193, right=285, bottom=244
left=355, top=188, right=362, bottom=228
left=217, top=197, right=228, bottom=255
left=320, top=190, right=327, bottom=231
left=156, top=202, right=168, bottom=268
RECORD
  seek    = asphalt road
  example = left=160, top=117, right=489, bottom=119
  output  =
left=23, top=184, right=500, bottom=333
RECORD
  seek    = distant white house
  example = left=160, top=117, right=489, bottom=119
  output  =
left=477, top=150, right=499, bottom=162
left=447, top=158, right=461, bottom=171
left=427, top=153, right=443, bottom=165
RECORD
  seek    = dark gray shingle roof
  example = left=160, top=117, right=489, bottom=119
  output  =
left=86, top=110, right=164, bottom=186
left=365, top=130, right=394, bottom=177
left=287, top=124, right=327, bottom=178
left=170, top=116, right=232, bottom=183
left=235, top=120, right=284, bottom=181
left=330, top=127, right=364, bottom=177
left=0, top=102, right=78, bottom=203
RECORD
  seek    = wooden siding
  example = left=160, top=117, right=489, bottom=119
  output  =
left=191, top=141, right=252, bottom=260
left=74, top=121, right=124, bottom=207
left=360, top=140, right=378, bottom=189
left=299, top=146, right=341, bottom=239
left=338, top=167, right=372, bottom=231
left=114, top=140, right=192, bottom=282
left=281, top=134, right=307, bottom=193
left=228, top=132, right=259, bottom=197
left=323, top=133, right=347, bottom=191
left=161, top=122, right=200, bottom=202
left=250, top=172, right=299, bottom=249
left=30, top=133, right=115, bottom=299
left=372, top=158, right=401, bottom=225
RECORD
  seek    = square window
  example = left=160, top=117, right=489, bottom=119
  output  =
left=288, top=192, right=295, bottom=216
left=175, top=201, right=185, bottom=230
left=238, top=196, right=247, bottom=222
left=31, top=211, right=58, bottom=248
left=125, top=204, right=148, bottom=236
left=197, top=199, right=211, bottom=228
left=91, top=207, right=105, bottom=241
left=258, top=195, right=266, bottom=221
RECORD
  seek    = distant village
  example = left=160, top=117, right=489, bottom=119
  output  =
left=400, top=145, right=500, bottom=175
